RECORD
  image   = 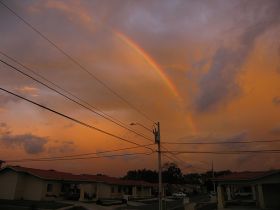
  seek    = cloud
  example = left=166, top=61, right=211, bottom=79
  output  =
left=0, top=133, right=48, bottom=154
left=0, top=122, right=48, bottom=154
left=194, top=0, right=280, bottom=112
left=0, top=93, right=19, bottom=106
left=17, top=86, right=40, bottom=97
left=270, top=125, right=280, bottom=135
left=272, top=96, right=280, bottom=105
left=0, top=122, right=10, bottom=135
left=0, top=122, right=8, bottom=128
left=48, top=140, right=75, bottom=153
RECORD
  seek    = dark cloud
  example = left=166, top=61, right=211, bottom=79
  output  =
left=272, top=96, right=280, bottom=105
left=0, top=133, right=48, bottom=154
left=0, top=122, right=7, bottom=128
left=0, top=93, right=19, bottom=106
left=0, top=122, right=11, bottom=135
left=219, top=132, right=248, bottom=150
left=48, top=140, right=75, bottom=153
left=194, top=0, right=280, bottom=112
left=270, top=125, right=280, bottom=135
left=0, top=122, right=47, bottom=154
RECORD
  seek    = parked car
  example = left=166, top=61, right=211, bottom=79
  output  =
left=172, top=192, right=186, bottom=198
left=208, top=191, right=217, bottom=201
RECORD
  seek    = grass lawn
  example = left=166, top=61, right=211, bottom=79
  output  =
left=0, top=199, right=71, bottom=209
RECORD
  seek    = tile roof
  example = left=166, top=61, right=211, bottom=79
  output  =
left=214, top=170, right=280, bottom=182
left=1, top=165, right=152, bottom=186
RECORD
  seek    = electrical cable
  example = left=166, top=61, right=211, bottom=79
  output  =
left=0, top=87, right=155, bottom=152
left=5, top=151, right=155, bottom=163
left=0, top=0, right=156, bottom=124
left=0, top=57, right=153, bottom=142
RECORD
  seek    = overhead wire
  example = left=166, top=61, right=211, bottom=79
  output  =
left=161, top=139, right=280, bottom=145
left=4, top=143, right=155, bottom=163
left=0, top=87, right=155, bottom=152
left=0, top=51, right=129, bottom=128
left=160, top=144, right=208, bottom=171
left=0, top=56, right=153, bottom=143
left=5, top=151, right=155, bottom=163
left=162, top=149, right=280, bottom=154
left=0, top=0, right=156, bottom=124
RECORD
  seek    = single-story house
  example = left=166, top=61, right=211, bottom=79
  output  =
left=0, top=165, right=153, bottom=201
left=213, top=170, right=280, bottom=210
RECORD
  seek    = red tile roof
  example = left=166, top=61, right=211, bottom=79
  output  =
left=214, top=170, right=280, bottom=182
left=1, top=166, right=152, bottom=186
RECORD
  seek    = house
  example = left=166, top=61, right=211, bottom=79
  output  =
left=0, top=165, right=153, bottom=201
left=213, top=170, right=280, bottom=209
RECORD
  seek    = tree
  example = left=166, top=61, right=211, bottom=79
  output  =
left=162, top=162, right=183, bottom=184
left=123, top=168, right=158, bottom=183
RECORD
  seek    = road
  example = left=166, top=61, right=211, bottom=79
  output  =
left=116, top=198, right=184, bottom=210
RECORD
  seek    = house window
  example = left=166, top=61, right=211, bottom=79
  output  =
left=118, top=186, right=122, bottom=193
left=61, top=183, right=70, bottom=193
left=111, top=186, right=115, bottom=193
left=47, top=183, right=53, bottom=192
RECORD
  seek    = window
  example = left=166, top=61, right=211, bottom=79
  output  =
left=111, top=186, right=115, bottom=193
left=118, top=186, right=122, bottom=193
left=47, top=183, right=53, bottom=192
left=61, top=183, right=70, bottom=193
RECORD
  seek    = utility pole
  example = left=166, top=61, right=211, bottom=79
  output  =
left=153, top=122, right=162, bottom=210
left=212, top=160, right=216, bottom=193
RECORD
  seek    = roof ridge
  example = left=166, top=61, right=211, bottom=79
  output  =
left=3, top=165, right=153, bottom=186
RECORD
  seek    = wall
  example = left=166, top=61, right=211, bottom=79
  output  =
left=22, top=175, right=44, bottom=200
left=80, top=183, right=97, bottom=200
left=140, top=186, right=152, bottom=197
left=262, top=183, right=280, bottom=209
left=96, top=183, right=111, bottom=199
left=41, top=180, right=62, bottom=200
left=0, top=170, right=18, bottom=199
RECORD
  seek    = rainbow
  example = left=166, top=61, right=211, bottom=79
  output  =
left=114, top=31, right=181, bottom=100
left=114, top=32, right=198, bottom=134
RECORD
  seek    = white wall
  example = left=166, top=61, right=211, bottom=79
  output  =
left=0, top=170, right=18, bottom=200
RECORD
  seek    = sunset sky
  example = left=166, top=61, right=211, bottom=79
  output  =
left=0, top=0, right=280, bottom=176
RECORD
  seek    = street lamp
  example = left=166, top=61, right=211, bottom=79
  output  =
left=130, top=122, right=154, bottom=133
left=131, top=122, right=162, bottom=210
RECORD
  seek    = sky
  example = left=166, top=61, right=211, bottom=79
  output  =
left=0, top=0, right=280, bottom=176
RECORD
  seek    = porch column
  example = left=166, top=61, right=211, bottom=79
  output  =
left=226, top=185, right=232, bottom=201
left=132, top=186, right=137, bottom=197
left=217, top=185, right=225, bottom=209
left=79, top=185, right=85, bottom=201
left=257, top=184, right=265, bottom=209
left=148, top=187, right=152, bottom=197
left=251, top=185, right=256, bottom=201
left=96, top=183, right=100, bottom=200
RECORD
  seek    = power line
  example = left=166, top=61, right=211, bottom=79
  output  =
left=0, top=51, right=130, bottom=128
left=0, top=56, right=153, bottom=143
left=0, top=0, right=156, bottom=124
left=5, top=144, right=152, bottom=162
left=162, top=153, right=208, bottom=171
left=161, top=144, right=208, bottom=171
left=161, top=139, right=280, bottom=145
left=162, top=149, right=280, bottom=154
left=5, top=151, right=154, bottom=163
left=0, top=87, right=154, bottom=152
left=4, top=143, right=155, bottom=162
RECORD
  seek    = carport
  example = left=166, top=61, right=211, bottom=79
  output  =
left=214, top=170, right=280, bottom=209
